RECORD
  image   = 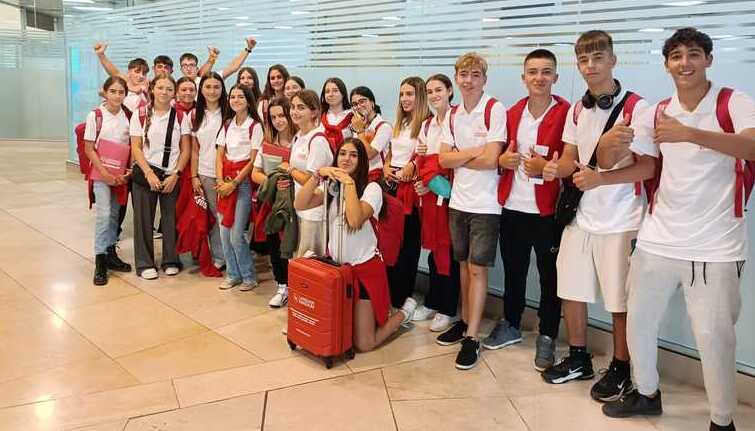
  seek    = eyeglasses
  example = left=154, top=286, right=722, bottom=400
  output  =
left=180, top=63, right=197, bottom=70
left=353, top=98, right=370, bottom=106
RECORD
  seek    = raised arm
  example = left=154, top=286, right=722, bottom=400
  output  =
left=94, top=42, right=125, bottom=79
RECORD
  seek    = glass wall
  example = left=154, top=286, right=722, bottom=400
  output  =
left=64, top=0, right=755, bottom=375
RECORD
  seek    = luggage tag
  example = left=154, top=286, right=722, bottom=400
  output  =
left=436, top=195, right=444, bottom=206
left=528, top=144, right=550, bottom=185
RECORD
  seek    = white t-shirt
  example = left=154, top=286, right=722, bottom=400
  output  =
left=215, top=117, right=263, bottom=163
left=129, top=108, right=192, bottom=174
left=389, top=125, right=417, bottom=168
left=367, top=114, right=392, bottom=172
left=326, top=109, right=353, bottom=142
left=123, top=92, right=147, bottom=113
left=291, top=125, right=334, bottom=221
left=328, top=182, right=382, bottom=265
left=192, top=108, right=223, bottom=178
left=84, top=105, right=130, bottom=147
left=504, top=97, right=558, bottom=214
left=562, top=91, right=654, bottom=234
left=418, top=115, right=444, bottom=155
left=441, top=93, right=507, bottom=215
left=636, top=85, right=755, bottom=262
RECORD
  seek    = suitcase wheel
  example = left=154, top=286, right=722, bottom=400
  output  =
left=287, top=340, right=297, bottom=351
left=345, top=348, right=355, bottom=360
left=323, top=356, right=334, bottom=369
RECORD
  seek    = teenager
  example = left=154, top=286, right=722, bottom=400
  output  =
left=84, top=76, right=133, bottom=285
left=539, top=31, right=656, bottom=403
left=284, top=76, right=305, bottom=99
left=258, top=64, right=290, bottom=125
left=190, top=72, right=230, bottom=270
left=350, top=86, right=392, bottom=181
left=438, top=52, right=507, bottom=370
left=288, top=89, right=333, bottom=257
left=175, top=76, right=197, bottom=116
left=129, top=74, right=192, bottom=280
left=184, top=37, right=256, bottom=85
left=384, top=77, right=429, bottom=313
left=252, top=96, right=297, bottom=307
left=320, top=77, right=353, bottom=149
left=236, top=67, right=262, bottom=101
left=603, top=28, right=755, bottom=431
left=411, top=73, right=461, bottom=333
left=152, top=55, right=174, bottom=77
left=486, top=49, right=569, bottom=372
left=215, top=84, right=264, bottom=291
left=294, top=138, right=418, bottom=352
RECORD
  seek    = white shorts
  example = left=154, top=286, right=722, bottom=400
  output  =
left=296, top=218, right=324, bottom=258
left=556, top=225, right=636, bottom=313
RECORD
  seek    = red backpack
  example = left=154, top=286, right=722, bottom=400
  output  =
left=370, top=192, right=405, bottom=266
left=74, top=106, right=137, bottom=179
left=649, top=87, right=754, bottom=218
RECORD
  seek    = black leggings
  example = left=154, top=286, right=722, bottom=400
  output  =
left=267, top=233, right=288, bottom=285
left=424, top=252, right=460, bottom=317
left=386, top=207, right=422, bottom=308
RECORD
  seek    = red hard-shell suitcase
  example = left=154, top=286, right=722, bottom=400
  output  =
left=286, top=180, right=355, bottom=368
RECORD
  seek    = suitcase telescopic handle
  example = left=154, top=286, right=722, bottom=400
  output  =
left=322, top=178, right=345, bottom=264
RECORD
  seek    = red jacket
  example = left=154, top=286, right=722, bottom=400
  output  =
left=498, top=95, right=570, bottom=216
left=217, top=158, right=252, bottom=228
left=416, top=154, right=452, bottom=276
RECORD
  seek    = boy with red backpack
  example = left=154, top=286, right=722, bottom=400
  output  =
left=603, top=28, right=755, bottom=431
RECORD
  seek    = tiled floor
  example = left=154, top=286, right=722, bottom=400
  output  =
left=0, top=139, right=753, bottom=430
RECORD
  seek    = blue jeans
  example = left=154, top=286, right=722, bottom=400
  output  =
left=93, top=181, right=119, bottom=255
left=199, top=174, right=224, bottom=266
left=218, top=179, right=256, bottom=283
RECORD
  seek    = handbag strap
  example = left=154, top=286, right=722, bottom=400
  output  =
left=585, top=91, right=632, bottom=168
left=161, top=107, right=176, bottom=169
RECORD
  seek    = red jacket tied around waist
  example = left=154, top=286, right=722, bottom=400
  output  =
left=416, top=153, right=452, bottom=275
left=217, top=157, right=252, bottom=228
left=498, top=95, right=570, bottom=216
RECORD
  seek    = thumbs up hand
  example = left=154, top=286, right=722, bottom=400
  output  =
left=654, top=111, right=691, bottom=144
left=542, top=151, right=560, bottom=182
left=599, top=118, right=634, bottom=150
left=572, top=161, right=603, bottom=191
left=523, top=148, right=547, bottom=177
left=498, top=143, right=521, bottom=170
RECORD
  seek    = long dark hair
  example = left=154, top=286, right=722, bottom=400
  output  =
left=328, top=138, right=386, bottom=220
left=194, top=72, right=229, bottom=133
left=226, top=84, right=263, bottom=125
left=236, top=66, right=261, bottom=101
left=102, top=76, right=132, bottom=116
left=266, top=95, right=296, bottom=144
left=262, top=64, right=290, bottom=100
left=320, top=77, right=351, bottom=111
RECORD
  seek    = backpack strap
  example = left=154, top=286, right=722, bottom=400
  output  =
left=647, top=98, right=673, bottom=215
left=249, top=119, right=257, bottom=140
left=308, top=131, right=329, bottom=153
left=422, top=116, right=433, bottom=138
left=484, top=97, right=497, bottom=130
left=573, top=101, right=584, bottom=126
left=93, top=107, right=104, bottom=142
left=138, top=105, right=148, bottom=128
left=448, top=105, right=459, bottom=148
left=717, top=87, right=748, bottom=217
left=620, top=92, right=644, bottom=195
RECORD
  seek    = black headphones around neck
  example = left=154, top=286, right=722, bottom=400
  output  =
left=582, top=79, right=622, bottom=110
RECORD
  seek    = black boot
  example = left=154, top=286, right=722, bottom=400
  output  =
left=710, top=421, right=736, bottom=431
left=94, top=254, right=108, bottom=286
left=106, top=245, right=132, bottom=272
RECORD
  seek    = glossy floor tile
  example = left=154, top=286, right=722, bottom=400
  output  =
left=0, top=140, right=753, bottom=430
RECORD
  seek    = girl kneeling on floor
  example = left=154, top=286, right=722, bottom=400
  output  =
left=294, top=138, right=417, bottom=352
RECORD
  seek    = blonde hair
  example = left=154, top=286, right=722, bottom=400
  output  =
left=393, top=76, right=429, bottom=139
left=454, top=52, right=488, bottom=76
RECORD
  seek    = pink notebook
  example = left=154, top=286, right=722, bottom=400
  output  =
left=90, top=138, right=130, bottom=181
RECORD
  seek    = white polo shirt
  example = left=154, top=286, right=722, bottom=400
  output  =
left=291, top=125, right=333, bottom=221
left=441, top=93, right=507, bottom=215
left=329, top=182, right=382, bottom=265
left=504, top=97, right=557, bottom=214
left=636, top=85, right=755, bottom=262
left=192, top=108, right=223, bottom=178
left=389, top=125, right=417, bottom=168
left=123, top=92, right=148, bottom=113
left=215, top=117, right=263, bottom=163
left=84, top=105, right=130, bottom=147
left=129, top=108, right=192, bottom=174
left=418, top=115, right=444, bottom=155
left=562, top=91, right=653, bottom=234
left=367, top=115, right=392, bottom=172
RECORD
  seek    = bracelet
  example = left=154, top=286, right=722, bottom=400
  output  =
left=245, top=47, right=252, bottom=53
left=232, top=178, right=240, bottom=186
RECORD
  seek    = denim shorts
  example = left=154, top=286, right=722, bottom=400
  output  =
left=448, top=208, right=500, bottom=267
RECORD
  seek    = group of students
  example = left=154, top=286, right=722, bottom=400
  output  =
left=80, top=27, right=754, bottom=430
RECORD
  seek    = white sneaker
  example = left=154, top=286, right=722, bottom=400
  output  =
left=153, top=230, right=163, bottom=240
left=400, top=297, right=418, bottom=326
left=219, top=278, right=241, bottom=290
left=411, top=304, right=437, bottom=322
left=140, top=268, right=159, bottom=280
left=239, top=281, right=258, bottom=292
left=164, top=266, right=179, bottom=276
left=268, top=285, right=288, bottom=308
left=430, top=313, right=456, bottom=332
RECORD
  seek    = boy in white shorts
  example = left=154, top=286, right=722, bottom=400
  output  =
left=540, top=30, right=657, bottom=403
left=603, top=28, right=755, bottom=431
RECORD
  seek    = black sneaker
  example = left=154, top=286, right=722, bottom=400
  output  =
left=436, top=320, right=467, bottom=346
left=710, top=421, right=736, bottom=431
left=106, top=245, right=132, bottom=272
left=93, top=254, right=108, bottom=286
left=591, top=359, right=633, bottom=402
left=542, top=351, right=594, bottom=384
left=602, top=389, right=663, bottom=418
left=455, top=337, right=480, bottom=370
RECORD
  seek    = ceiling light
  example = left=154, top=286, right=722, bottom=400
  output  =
left=62, top=0, right=94, bottom=4
left=217, top=7, right=229, bottom=10
left=291, top=10, right=310, bottom=15
left=482, top=17, right=499, bottom=22
left=72, top=6, right=112, bottom=11
left=382, top=16, right=401, bottom=21
left=662, top=1, right=704, bottom=6
left=639, top=28, right=665, bottom=33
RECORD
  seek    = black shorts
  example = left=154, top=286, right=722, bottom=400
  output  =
left=448, top=208, right=500, bottom=267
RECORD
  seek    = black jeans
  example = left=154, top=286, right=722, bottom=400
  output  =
left=267, top=233, right=288, bottom=285
left=387, top=206, right=422, bottom=309
left=499, top=208, right=562, bottom=338
left=424, top=251, right=460, bottom=317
